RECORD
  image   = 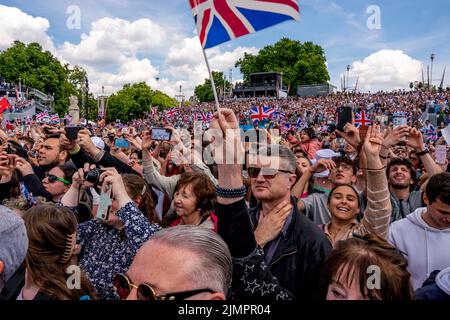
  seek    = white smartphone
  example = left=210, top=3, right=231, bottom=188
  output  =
left=435, top=145, right=447, bottom=164
left=96, top=184, right=112, bottom=221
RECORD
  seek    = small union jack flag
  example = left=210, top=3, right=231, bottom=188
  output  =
left=281, top=122, right=292, bottom=133
left=296, top=117, right=305, bottom=129
left=189, top=0, right=300, bottom=49
left=271, top=109, right=286, bottom=120
left=164, top=108, right=179, bottom=118
left=50, top=114, right=60, bottom=123
left=196, top=112, right=213, bottom=122
left=354, top=111, right=372, bottom=128
left=250, top=105, right=274, bottom=123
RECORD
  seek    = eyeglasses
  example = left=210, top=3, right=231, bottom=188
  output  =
left=45, top=174, right=71, bottom=185
left=330, top=163, right=353, bottom=171
left=247, top=167, right=294, bottom=178
left=113, top=273, right=214, bottom=301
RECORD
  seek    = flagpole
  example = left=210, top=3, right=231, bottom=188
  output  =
left=201, top=48, right=220, bottom=112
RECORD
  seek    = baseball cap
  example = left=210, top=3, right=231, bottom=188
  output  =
left=91, top=136, right=105, bottom=150
left=313, top=149, right=341, bottom=178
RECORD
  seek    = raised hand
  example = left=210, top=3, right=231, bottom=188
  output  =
left=406, top=127, right=425, bottom=151
left=336, top=123, right=360, bottom=148
left=78, top=129, right=97, bottom=155
left=14, top=157, right=34, bottom=176
left=99, top=167, right=131, bottom=208
left=383, top=125, right=409, bottom=148
left=362, top=125, right=384, bottom=158
left=310, top=158, right=336, bottom=174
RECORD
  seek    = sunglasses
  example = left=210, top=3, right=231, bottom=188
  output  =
left=330, top=163, right=353, bottom=171
left=113, top=273, right=214, bottom=301
left=247, top=167, right=294, bottom=178
left=45, top=174, right=71, bottom=185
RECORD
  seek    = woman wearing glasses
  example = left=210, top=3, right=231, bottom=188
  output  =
left=14, top=157, right=75, bottom=203
left=60, top=167, right=161, bottom=300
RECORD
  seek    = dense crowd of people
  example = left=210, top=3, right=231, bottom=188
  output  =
left=0, top=89, right=449, bottom=301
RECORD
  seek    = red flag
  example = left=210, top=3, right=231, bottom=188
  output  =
left=0, top=97, right=11, bottom=113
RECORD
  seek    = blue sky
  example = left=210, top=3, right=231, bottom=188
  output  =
left=0, top=0, right=449, bottom=97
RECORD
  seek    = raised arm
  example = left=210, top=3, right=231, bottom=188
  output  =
left=100, top=167, right=161, bottom=248
left=406, top=127, right=443, bottom=177
left=356, top=125, right=392, bottom=239
left=141, top=131, right=179, bottom=198
left=213, top=109, right=294, bottom=300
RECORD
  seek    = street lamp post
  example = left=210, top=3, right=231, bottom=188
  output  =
left=346, top=65, right=351, bottom=92
left=430, top=53, right=435, bottom=91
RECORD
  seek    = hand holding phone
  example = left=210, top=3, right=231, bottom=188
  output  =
left=114, top=138, right=130, bottom=148
left=65, top=126, right=84, bottom=140
left=337, top=106, right=353, bottom=132
left=151, top=128, right=172, bottom=141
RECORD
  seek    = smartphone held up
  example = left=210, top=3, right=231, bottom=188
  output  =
left=151, top=128, right=172, bottom=141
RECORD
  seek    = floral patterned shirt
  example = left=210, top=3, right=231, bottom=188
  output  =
left=77, top=202, right=161, bottom=300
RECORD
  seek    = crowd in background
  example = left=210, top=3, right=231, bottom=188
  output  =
left=0, top=89, right=450, bottom=301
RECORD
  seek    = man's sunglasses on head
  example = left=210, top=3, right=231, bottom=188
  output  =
left=113, top=273, right=214, bottom=301
left=247, top=167, right=294, bottom=178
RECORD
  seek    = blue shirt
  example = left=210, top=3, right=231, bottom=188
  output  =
left=255, top=206, right=293, bottom=266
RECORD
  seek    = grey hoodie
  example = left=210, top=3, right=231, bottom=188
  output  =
left=0, top=206, right=28, bottom=292
left=436, top=267, right=450, bottom=296
left=389, top=207, right=450, bottom=290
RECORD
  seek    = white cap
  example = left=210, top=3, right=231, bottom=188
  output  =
left=91, top=136, right=105, bottom=150
left=313, top=149, right=341, bottom=178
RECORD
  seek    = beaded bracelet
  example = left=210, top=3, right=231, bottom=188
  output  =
left=216, top=185, right=247, bottom=198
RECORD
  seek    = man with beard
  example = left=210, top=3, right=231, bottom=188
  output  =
left=35, top=135, right=69, bottom=178
left=384, top=127, right=443, bottom=222
left=386, top=158, right=424, bottom=222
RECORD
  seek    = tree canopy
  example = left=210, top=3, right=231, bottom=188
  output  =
left=0, top=41, right=81, bottom=115
left=194, top=71, right=231, bottom=103
left=235, top=38, right=330, bottom=95
left=106, top=82, right=177, bottom=122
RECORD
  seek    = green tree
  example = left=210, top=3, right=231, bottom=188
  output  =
left=235, top=38, right=330, bottom=95
left=0, top=41, right=78, bottom=115
left=106, top=82, right=177, bottom=122
left=194, top=71, right=230, bottom=102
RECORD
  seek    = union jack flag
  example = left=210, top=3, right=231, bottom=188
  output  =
left=271, top=109, right=286, bottom=120
left=35, top=112, right=49, bottom=122
left=196, top=112, right=213, bottom=122
left=354, top=111, right=372, bottom=128
left=189, top=0, right=300, bottom=49
left=296, top=117, right=305, bottom=129
left=50, top=114, right=60, bottom=123
left=250, top=105, right=274, bottom=123
left=164, top=108, right=179, bottom=118
left=281, top=122, right=292, bottom=133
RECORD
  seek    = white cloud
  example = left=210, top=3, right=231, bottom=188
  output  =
left=0, top=5, right=54, bottom=51
left=58, top=17, right=166, bottom=67
left=349, top=50, right=423, bottom=91
left=0, top=5, right=258, bottom=99
left=165, top=36, right=259, bottom=96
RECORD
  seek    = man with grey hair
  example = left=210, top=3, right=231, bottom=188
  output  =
left=117, top=225, right=232, bottom=300
left=0, top=206, right=28, bottom=294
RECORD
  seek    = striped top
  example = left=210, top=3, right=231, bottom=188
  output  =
left=323, top=169, right=392, bottom=247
